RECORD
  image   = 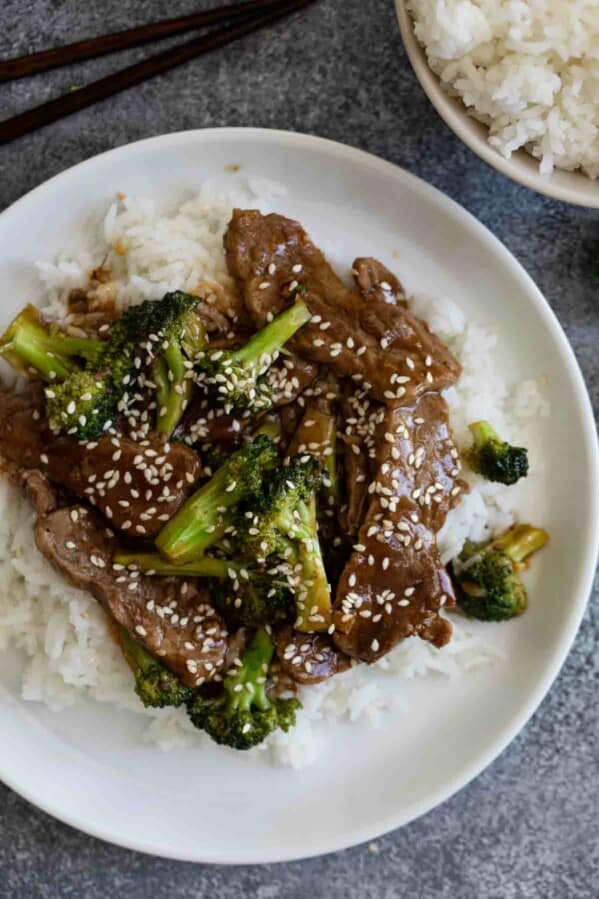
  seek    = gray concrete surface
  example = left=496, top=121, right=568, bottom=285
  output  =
left=0, top=1, right=597, bottom=896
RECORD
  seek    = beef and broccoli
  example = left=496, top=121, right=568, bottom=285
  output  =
left=0, top=210, right=548, bottom=751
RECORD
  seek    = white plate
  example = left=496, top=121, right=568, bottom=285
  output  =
left=0, top=129, right=597, bottom=864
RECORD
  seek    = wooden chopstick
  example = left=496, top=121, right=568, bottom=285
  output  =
left=0, top=0, right=316, bottom=146
left=0, top=0, right=291, bottom=83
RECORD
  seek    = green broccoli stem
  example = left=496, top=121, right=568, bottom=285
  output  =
left=469, top=420, right=498, bottom=449
left=294, top=496, right=332, bottom=632
left=42, top=333, right=104, bottom=364
left=180, top=315, right=205, bottom=360
left=154, top=337, right=193, bottom=436
left=232, top=301, right=311, bottom=378
left=226, top=628, right=274, bottom=712
left=492, top=525, right=549, bottom=565
left=252, top=417, right=282, bottom=442
left=8, top=328, right=74, bottom=380
left=323, top=444, right=338, bottom=505
left=117, top=623, right=192, bottom=708
left=114, top=552, right=237, bottom=578
left=0, top=304, right=104, bottom=380
left=156, top=454, right=250, bottom=563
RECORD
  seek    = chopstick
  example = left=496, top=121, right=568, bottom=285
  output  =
left=0, top=0, right=315, bottom=147
left=0, top=0, right=292, bottom=83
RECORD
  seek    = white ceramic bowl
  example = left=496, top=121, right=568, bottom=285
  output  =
left=0, top=129, right=597, bottom=863
left=396, top=1, right=599, bottom=208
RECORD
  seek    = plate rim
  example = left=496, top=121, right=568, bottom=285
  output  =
left=0, top=126, right=597, bottom=864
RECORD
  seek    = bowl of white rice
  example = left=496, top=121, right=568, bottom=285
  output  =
left=396, top=0, right=599, bottom=207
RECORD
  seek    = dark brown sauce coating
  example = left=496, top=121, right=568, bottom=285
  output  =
left=179, top=354, right=318, bottom=449
left=0, top=387, right=201, bottom=538
left=224, top=210, right=462, bottom=405
left=338, top=382, right=377, bottom=536
left=352, top=257, right=407, bottom=307
left=333, top=394, right=466, bottom=662
left=34, top=498, right=227, bottom=687
left=275, top=627, right=350, bottom=685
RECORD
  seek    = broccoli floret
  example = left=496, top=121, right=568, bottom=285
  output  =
left=187, top=628, right=300, bottom=750
left=113, top=552, right=237, bottom=579
left=453, top=524, right=549, bottom=621
left=236, top=453, right=321, bottom=559
left=0, top=304, right=104, bottom=381
left=45, top=369, right=117, bottom=439
left=44, top=292, right=204, bottom=440
left=194, top=301, right=311, bottom=414
left=467, top=420, right=529, bottom=485
left=111, top=291, right=204, bottom=437
left=155, top=434, right=278, bottom=564
left=235, top=454, right=332, bottom=632
left=118, top=625, right=194, bottom=708
left=211, top=568, right=295, bottom=628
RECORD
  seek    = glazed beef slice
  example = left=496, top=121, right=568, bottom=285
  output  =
left=224, top=210, right=461, bottom=404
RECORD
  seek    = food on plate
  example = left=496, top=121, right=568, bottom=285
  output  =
left=187, top=628, right=301, bottom=751
left=452, top=525, right=549, bottom=621
left=0, top=197, right=549, bottom=759
left=407, top=0, right=599, bottom=178
left=467, top=420, right=529, bottom=485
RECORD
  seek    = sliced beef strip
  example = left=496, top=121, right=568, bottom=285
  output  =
left=338, top=383, right=383, bottom=536
left=224, top=210, right=461, bottom=404
left=195, top=277, right=254, bottom=336
left=0, top=387, right=201, bottom=538
left=340, top=440, right=369, bottom=537
left=34, top=500, right=227, bottom=686
left=332, top=512, right=454, bottom=661
left=275, top=627, right=350, bottom=685
left=352, top=257, right=407, bottom=307
left=267, top=354, right=319, bottom=408
left=332, top=395, right=466, bottom=662
left=10, top=466, right=59, bottom=517
left=381, top=393, right=468, bottom=533
left=286, top=374, right=338, bottom=463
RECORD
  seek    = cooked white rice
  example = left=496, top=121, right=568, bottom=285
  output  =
left=407, top=0, right=599, bottom=177
left=0, top=182, right=549, bottom=767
